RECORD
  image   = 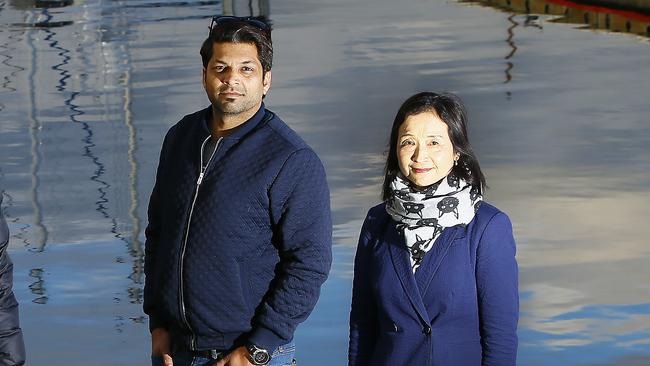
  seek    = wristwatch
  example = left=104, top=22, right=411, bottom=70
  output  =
left=246, top=343, right=271, bottom=365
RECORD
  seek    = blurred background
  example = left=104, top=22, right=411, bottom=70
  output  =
left=1, top=0, right=649, bottom=365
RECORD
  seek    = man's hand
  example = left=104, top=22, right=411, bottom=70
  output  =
left=214, top=346, right=254, bottom=366
left=151, top=327, right=173, bottom=366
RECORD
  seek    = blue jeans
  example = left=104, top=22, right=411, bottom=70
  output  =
left=151, top=342, right=296, bottom=366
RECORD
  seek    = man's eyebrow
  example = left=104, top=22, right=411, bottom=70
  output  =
left=213, top=59, right=257, bottom=64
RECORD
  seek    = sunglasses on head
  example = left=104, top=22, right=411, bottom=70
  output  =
left=209, top=15, right=270, bottom=36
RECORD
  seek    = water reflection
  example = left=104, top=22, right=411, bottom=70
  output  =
left=487, top=163, right=650, bottom=364
left=8, top=0, right=74, bottom=9
left=505, top=14, right=517, bottom=80
left=504, top=13, right=518, bottom=99
left=223, top=0, right=270, bottom=17
left=2, top=0, right=649, bottom=364
left=462, top=0, right=650, bottom=39
left=26, top=22, right=49, bottom=252
left=5, top=0, right=148, bottom=316
left=28, top=268, right=48, bottom=304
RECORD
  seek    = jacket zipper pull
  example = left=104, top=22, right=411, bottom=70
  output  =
left=197, top=171, right=204, bottom=185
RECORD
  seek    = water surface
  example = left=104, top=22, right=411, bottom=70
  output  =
left=1, top=0, right=649, bottom=365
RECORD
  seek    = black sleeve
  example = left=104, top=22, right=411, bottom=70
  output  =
left=142, top=132, right=170, bottom=332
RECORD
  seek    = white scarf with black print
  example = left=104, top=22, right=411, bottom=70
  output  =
left=386, top=173, right=483, bottom=272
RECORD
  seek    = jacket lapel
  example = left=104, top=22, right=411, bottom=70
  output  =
left=414, top=226, right=464, bottom=295
left=386, top=221, right=430, bottom=324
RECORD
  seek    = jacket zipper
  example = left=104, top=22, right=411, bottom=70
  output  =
left=179, top=135, right=222, bottom=350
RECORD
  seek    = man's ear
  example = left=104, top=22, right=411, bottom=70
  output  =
left=262, top=70, right=272, bottom=95
left=202, top=68, right=207, bottom=91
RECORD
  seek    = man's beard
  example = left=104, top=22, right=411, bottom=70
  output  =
left=213, top=94, right=261, bottom=115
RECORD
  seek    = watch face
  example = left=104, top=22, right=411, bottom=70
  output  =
left=248, top=345, right=271, bottom=365
left=253, top=350, right=270, bottom=364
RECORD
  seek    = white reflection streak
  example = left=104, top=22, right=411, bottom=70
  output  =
left=522, top=285, right=650, bottom=348
left=123, top=56, right=144, bottom=283
left=617, top=338, right=650, bottom=348
left=26, top=9, right=49, bottom=251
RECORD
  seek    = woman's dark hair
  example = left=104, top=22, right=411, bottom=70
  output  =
left=200, top=20, right=273, bottom=74
left=382, top=92, right=486, bottom=201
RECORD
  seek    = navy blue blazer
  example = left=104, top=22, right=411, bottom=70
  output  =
left=349, top=202, right=518, bottom=366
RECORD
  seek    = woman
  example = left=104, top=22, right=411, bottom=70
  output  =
left=348, top=92, right=518, bottom=366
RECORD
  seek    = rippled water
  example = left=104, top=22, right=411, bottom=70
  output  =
left=1, top=0, right=649, bottom=365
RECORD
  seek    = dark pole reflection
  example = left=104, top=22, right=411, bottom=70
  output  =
left=503, top=10, right=541, bottom=99
left=76, top=0, right=145, bottom=317
left=28, top=268, right=47, bottom=304
left=98, top=2, right=145, bottom=306
left=37, top=6, right=112, bottom=226
left=0, top=31, right=25, bottom=94
left=39, top=21, right=107, bottom=226
left=504, top=13, right=518, bottom=99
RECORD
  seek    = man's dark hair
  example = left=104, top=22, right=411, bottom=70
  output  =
left=200, top=20, right=273, bottom=74
left=382, top=92, right=487, bottom=201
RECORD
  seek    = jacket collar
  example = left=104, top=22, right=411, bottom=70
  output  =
left=200, top=103, right=268, bottom=141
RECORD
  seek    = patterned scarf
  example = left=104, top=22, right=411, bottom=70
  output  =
left=386, top=173, right=483, bottom=272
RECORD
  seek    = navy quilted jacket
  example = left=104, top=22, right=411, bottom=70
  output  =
left=143, top=105, right=332, bottom=352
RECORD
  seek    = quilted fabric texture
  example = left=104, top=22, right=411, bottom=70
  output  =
left=143, top=105, right=332, bottom=352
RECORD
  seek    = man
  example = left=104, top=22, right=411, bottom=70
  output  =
left=0, top=194, right=27, bottom=366
left=144, top=16, right=332, bottom=366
